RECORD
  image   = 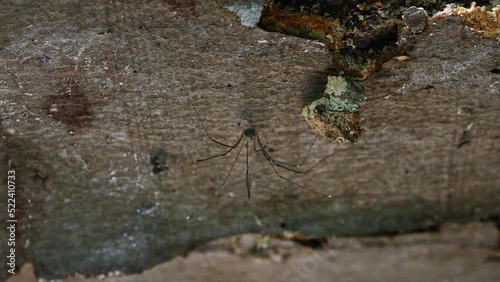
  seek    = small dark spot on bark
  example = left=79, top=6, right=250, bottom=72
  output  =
left=31, top=167, right=50, bottom=191
left=490, top=68, right=500, bottom=74
left=150, top=148, right=170, bottom=174
left=165, top=0, right=197, bottom=17
left=460, top=106, right=474, bottom=114
left=38, top=55, right=51, bottom=64
left=33, top=168, right=49, bottom=182
left=97, top=27, right=112, bottom=35
left=45, top=79, right=92, bottom=127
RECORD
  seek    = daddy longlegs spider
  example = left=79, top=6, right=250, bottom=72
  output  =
left=164, top=98, right=334, bottom=199
left=138, top=20, right=334, bottom=199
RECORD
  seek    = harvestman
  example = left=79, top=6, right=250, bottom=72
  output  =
left=139, top=21, right=334, bottom=199
left=164, top=100, right=334, bottom=199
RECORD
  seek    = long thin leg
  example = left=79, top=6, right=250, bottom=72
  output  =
left=196, top=133, right=244, bottom=162
left=161, top=135, right=196, bottom=163
left=271, top=134, right=319, bottom=168
left=298, top=134, right=319, bottom=167
left=162, top=133, right=243, bottom=163
left=217, top=138, right=245, bottom=193
left=255, top=134, right=333, bottom=198
left=263, top=151, right=333, bottom=198
left=257, top=134, right=331, bottom=174
left=189, top=98, right=234, bottom=148
left=169, top=94, right=242, bottom=162
left=254, top=120, right=276, bottom=152
left=139, top=20, right=235, bottom=160
left=140, top=20, right=239, bottom=162
left=246, top=138, right=251, bottom=199
left=253, top=136, right=270, bottom=152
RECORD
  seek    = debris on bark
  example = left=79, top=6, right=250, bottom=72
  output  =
left=258, top=0, right=450, bottom=79
left=402, top=6, right=430, bottom=34
left=434, top=2, right=500, bottom=38
left=259, top=0, right=499, bottom=140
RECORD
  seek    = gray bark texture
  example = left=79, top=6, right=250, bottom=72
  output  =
left=0, top=0, right=498, bottom=279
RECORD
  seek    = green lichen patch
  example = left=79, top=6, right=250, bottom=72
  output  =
left=302, top=97, right=362, bottom=144
left=324, top=75, right=365, bottom=102
left=302, top=73, right=365, bottom=143
left=304, top=97, right=358, bottom=114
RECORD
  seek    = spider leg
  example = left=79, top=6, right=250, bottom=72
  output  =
left=271, top=134, right=319, bottom=168
left=216, top=136, right=245, bottom=193
left=190, top=98, right=234, bottom=148
left=253, top=135, right=270, bottom=152
left=257, top=134, right=331, bottom=174
left=196, top=133, right=244, bottom=162
left=254, top=123, right=275, bottom=152
left=138, top=20, right=231, bottom=148
left=256, top=134, right=333, bottom=198
left=246, top=138, right=251, bottom=199
left=161, top=135, right=197, bottom=163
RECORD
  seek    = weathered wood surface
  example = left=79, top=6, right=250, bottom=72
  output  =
left=8, top=222, right=500, bottom=282
left=0, top=0, right=498, bottom=279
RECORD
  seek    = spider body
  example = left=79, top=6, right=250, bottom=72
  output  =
left=243, top=128, right=256, bottom=139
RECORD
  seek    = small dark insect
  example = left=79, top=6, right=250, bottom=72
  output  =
left=165, top=101, right=333, bottom=199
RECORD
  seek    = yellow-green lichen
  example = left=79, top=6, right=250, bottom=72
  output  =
left=302, top=73, right=365, bottom=143
left=302, top=97, right=361, bottom=144
left=324, top=75, right=365, bottom=101
left=304, top=97, right=358, bottom=114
